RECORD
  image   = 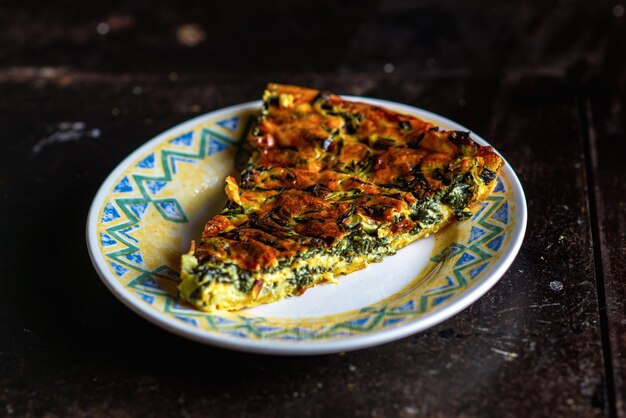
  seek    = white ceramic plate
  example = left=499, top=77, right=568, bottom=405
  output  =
left=86, top=97, right=527, bottom=355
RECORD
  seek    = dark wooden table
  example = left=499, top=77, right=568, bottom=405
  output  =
left=2, top=1, right=625, bottom=416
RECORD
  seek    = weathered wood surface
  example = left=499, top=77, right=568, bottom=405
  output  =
left=0, top=1, right=624, bottom=416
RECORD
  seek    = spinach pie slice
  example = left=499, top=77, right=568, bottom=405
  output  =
left=178, top=83, right=504, bottom=311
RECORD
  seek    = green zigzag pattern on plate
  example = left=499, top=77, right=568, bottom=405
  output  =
left=418, top=194, right=507, bottom=310
left=98, top=113, right=512, bottom=342
left=103, top=127, right=237, bottom=287
left=159, top=180, right=510, bottom=341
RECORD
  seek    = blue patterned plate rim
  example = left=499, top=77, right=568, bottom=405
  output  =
left=86, top=98, right=527, bottom=355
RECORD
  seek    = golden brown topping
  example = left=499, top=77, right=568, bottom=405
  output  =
left=192, top=84, right=504, bottom=272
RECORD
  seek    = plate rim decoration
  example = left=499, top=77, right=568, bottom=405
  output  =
left=86, top=97, right=527, bottom=355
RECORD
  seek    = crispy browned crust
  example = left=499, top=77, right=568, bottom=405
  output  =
left=193, top=84, right=503, bottom=271
left=179, top=83, right=504, bottom=310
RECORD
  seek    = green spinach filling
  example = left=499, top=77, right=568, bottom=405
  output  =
left=187, top=164, right=484, bottom=299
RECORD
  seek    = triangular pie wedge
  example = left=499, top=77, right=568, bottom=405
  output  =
left=178, top=83, right=504, bottom=311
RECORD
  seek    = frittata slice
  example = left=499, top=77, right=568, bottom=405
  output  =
left=178, top=83, right=504, bottom=311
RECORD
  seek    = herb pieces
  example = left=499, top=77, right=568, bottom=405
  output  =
left=398, top=120, right=412, bottom=131
left=412, top=199, right=443, bottom=226
left=479, top=167, right=497, bottom=184
left=443, top=182, right=472, bottom=211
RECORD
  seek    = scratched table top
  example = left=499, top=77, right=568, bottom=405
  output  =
left=1, top=1, right=626, bottom=417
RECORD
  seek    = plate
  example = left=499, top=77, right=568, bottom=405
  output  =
left=86, top=97, right=527, bottom=355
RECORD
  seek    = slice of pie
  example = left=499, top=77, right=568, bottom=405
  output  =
left=178, top=83, right=504, bottom=311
